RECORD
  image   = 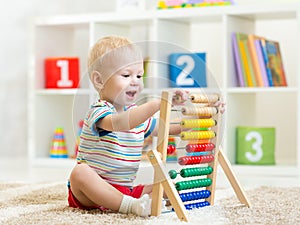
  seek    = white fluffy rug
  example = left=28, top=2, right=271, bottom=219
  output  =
left=0, top=182, right=299, bottom=225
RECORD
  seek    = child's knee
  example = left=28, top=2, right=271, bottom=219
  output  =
left=70, top=164, right=92, bottom=184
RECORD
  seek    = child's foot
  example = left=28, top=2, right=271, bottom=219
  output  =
left=119, top=194, right=167, bottom=217
left=132, top=195, right=168, bottom=217
left=131, top=194, right=151, bottom=217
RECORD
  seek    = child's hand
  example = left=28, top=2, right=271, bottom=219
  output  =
left=172, top=90, right=189, bottom=105
left=212, top=101, right=226, bottom=114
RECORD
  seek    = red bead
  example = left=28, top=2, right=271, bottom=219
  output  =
left=178, top=155, right=214, bottom=165
left=186, top=143, right=215, bottom=153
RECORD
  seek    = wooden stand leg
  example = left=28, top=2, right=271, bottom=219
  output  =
left=151, top=91, right=171, bottom=216
left=206, top=148, right=219, bottom=205
left=218, top=149, right=252, bottom=207
left=147, top=150, right=189, bottom=222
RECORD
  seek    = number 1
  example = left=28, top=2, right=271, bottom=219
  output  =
left=56, top=60, right=73, bottom=87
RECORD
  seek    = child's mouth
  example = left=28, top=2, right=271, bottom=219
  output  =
left=126, top=91, right=137, bottom=98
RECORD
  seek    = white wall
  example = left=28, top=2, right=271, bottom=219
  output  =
left=0, top=0, right=298, bottom=158
left=0, top=0, right=115, bottom=158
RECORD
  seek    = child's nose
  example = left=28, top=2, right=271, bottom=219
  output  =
left=130, top=77, right=139, bottom=85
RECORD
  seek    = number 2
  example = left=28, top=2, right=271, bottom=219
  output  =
left=175, top=55, right=195, bottom=86
left=245, top=131, right=263, bottom=162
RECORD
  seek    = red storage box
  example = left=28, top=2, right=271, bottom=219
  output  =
left=45, top=57, right=79, bottom=88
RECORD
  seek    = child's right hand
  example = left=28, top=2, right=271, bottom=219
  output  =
left=172, top=90, right=189, bottom=105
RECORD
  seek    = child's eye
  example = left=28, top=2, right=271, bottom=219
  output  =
left=137, top=75, right=143, bottom=79
left=122, top=74, right=130, bottom=78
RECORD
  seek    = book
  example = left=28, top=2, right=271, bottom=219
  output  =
left=248, top=34, right=265, bottom=87
left=233, top=32, right=287, bottom=88
left=234, top=33, right=249, bottom=87
left=260, top=39, right=274, bottom=87
left=254, top=39, right=269, bottom=86
left=232, top=33, right=245, bottom=87
left=243, top=39, right=257, bottom=87
left=235, top=32, right=260, bottom=87
left=265, top=40, right=287, bottom=86
left=236, top=32, right=256, bottom=87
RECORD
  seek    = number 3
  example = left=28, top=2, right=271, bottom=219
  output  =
left=245, top=131, right=263, bottom=162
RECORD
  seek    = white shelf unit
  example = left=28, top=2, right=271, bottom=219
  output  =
left=28, top=4, right=300, bottom=176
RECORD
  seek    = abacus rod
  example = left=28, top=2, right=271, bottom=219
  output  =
left=171, top=106, right=214, bottom=112
left=174, top=94, right=219, bottom=104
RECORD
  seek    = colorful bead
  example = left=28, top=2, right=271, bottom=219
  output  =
left=179, top=190, right=211, bottom=202
left=169, top=170, right=178, bottom=179
left=181, top=106, right=218, bottom=116
left=180, top=119, right=216, bottom=129
left=180, top=131, right=216, bottom=140
left=169, top=166, right=213, bottom=179
left=189, top=94, right=219, bottom=104
left=175, top=178, right=212, bottom=191
left=180, top=166, right=213, bottom=177
left=178, top=155, right=214, bottom=165
left=185, top=201, right=210, bottom=210
left=186, top=143, right=215, bottom=152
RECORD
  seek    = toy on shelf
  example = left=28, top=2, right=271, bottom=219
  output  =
left=49, top=127, right=68, bottom=158
left=169, top=52, right=206, bottom=88
left=147, top=91, right=251, bottom=222
left=45, top=57, right=80, bottom=89
left=167, top=137, right=178, bottom=162
left=72, top=120, right=84, bottom=159
left=157, top=0, right=234, bottom=9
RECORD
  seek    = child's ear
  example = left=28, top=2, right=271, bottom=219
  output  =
left=91, top=71, right=104, bottom=90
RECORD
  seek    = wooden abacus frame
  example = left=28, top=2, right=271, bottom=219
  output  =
left=147, top=91, right=251, bottom=222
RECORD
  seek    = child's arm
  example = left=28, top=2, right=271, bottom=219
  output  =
left=169, top=118, right=183, bottom=135
left=152, top=90, right=189, bottom=136
left=96, top=99, right=161, bottom=132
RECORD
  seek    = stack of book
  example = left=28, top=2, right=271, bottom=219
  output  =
left=232, top=32, right=287, bottom=87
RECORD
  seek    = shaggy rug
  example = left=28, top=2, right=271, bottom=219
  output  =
left=0, top=182, right=299, bottom=225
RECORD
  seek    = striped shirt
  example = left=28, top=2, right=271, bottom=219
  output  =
left=77, top=100, right=156, bottom=187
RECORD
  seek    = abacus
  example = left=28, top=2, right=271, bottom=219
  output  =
left=147, top=91, right=251, bottom=222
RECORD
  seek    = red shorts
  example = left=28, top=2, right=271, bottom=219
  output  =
left=68, top=183, right=145, bottom=210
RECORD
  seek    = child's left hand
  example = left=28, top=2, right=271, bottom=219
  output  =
left=212, top=101, right=226, bottom=114
left=172, top=90, right=189, bottom=105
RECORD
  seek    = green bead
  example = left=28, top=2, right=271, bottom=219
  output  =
left=169, top=170, right=177, bottom=179
left=180, top=169, right=186, bottom=177
left=193, top=169, right=199, bottom=176
left=176, top=182, right=186, bottom=191
left=206, top=178, right=212, bottom=186
left=207, top=166, right=213, bottom=174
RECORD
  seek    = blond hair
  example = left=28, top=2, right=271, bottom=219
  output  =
left=88, top=36, right=132, bottom=72
left=87, top=36, right=143, bottom=93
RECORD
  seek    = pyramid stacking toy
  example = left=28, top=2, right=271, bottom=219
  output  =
left=49, top=127, right=68, bottom=158
left=167, top=137, right=178, bottom=162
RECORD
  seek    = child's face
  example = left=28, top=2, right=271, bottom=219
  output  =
left=101, top=60, right=144, bottom=108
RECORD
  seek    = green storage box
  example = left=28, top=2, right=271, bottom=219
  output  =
left=236, top=126, right=275, bottom=165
